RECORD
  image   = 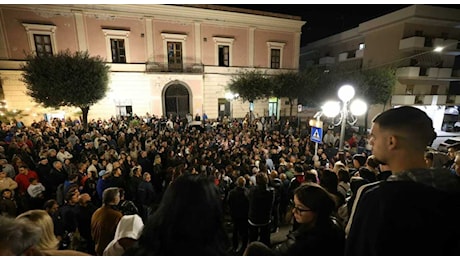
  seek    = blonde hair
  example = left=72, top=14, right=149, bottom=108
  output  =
left=16, top=209, right=60, bottom=250
left=333, top=161, right=347, bottom=174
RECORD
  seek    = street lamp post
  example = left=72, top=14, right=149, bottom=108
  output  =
left=322, top=84, right=367, bottom=152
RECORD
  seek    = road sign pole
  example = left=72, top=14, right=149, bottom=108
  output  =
left=314, top=114, right=320, bottom=156
left=309, top=114, right=323, bottom=159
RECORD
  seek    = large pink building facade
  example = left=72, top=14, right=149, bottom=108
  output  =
left=0, top=4, right=305, bottom=123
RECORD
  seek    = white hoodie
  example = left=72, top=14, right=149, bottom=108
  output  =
left=103, top=214, right=144, bottom=256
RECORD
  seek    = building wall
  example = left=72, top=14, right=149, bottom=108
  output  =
left=85, top=16, right=147, bottom=62
left=362, top=24, right=404, bottom=69
left=253, top=30, right=296, bottom=69
left=0, top=4, right=305, bottom=124
left=300, top=4, right=460, bottom=130
left=200, top=24, right=248, bottom=66
left=2, top=8, right=79, bottom=59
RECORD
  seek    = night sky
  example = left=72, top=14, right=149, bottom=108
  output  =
left=220, top=4, right=459, bottom=47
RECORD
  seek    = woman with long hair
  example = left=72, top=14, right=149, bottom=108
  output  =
left=16, top=209, right=90, bottom=255
left=16, top=209, right=60, bottom=251
left=125, top=174, right=230, bottom=255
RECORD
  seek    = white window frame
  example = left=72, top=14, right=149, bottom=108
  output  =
left=102, top=29, right=130, bottom=63
left=267, top=41, right=285, bottom=69
left=161, top=33, right=187, bottom=65
left=213, top=37, right=234, bottom=67
left=22, top=23, right=57, bottom=55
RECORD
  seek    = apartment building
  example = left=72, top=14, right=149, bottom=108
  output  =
left=300, top=4, right=460, bottom=130
left=0, top=4, right=305, bottom=124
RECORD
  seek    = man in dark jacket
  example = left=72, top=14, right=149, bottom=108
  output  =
left=137, top=172, right=156, bottom=222
left=75, top=193, right=97, bottom=255
left=227, top=176, right=249, bottom=254
left=345, top=106, right=460, bottom=255
left=248, top=172, right=274, bottom=247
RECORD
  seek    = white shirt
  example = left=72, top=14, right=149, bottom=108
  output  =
left=56, top=150, right=73, bottom=163
left=27, top=183, right=45, bottom=198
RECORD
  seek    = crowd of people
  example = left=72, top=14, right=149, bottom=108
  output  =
left=0, top=107, right=459, bottom=256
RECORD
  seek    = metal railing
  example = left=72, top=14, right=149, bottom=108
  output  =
left=146, top=62, right=204, bottom=73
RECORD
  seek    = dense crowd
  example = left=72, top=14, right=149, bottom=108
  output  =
left=0, top=107, right=459, bottom=256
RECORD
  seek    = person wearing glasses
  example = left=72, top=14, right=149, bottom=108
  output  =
left=244, top=182, right=345, bottom=256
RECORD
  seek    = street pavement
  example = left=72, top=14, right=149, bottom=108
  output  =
left=224, top=217, right=292, bottom=256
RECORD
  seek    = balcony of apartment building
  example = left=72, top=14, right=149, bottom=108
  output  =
left=391, top=82, right=460, bottom=106
left=319, top=55, right=336, bottom=66
left=302, top=46, right=364, bottom=71
left=336, top=48, right=363, bottom=70
left=392, top=94, right=443, bottom=106
left=399, top=35, right=460, bottom=55
left=396, top=65, right=460, bottom=84
left=146, top=62, right=204, bottom=73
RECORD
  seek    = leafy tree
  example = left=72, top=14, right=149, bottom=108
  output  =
left=0, top=109, right=27, bottom=125
left=21, top=50, right=110, bottom=129
left=360, top=67, right=396, bottom=106
left=227, top=70, right=273, bottom=121
left=299, top=66, right=395, bottom=107
left=297, top=66, right=332, bottom=107
left=354, top=66, right=397, bottom=130
left=272, top=71, right=306, bottom=117
left=227, top=70, right=272, bottom=103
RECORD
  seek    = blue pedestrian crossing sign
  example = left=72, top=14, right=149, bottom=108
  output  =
left=310, top=126, right=323, bottom=143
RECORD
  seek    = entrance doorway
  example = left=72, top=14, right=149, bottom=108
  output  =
left=164, top=84, right=190, bottom=119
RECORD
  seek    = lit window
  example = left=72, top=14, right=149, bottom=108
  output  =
left=161, top=33, right=187, bottom=69
left=218, top=45, right=230, bottom=67
left=213, top=37, right=234, bottom=67
left=359, top=43, right=365, bottom=50
left=267, top=42, right=285, bottom=69
left=167, top=42, right=183, bottom=71
left=22, top=23, right=57, bottom=56
left=102, top=29, right=130, bottom=63
left=110, top=39, right=126, bottom=63
left=270, top=49, right=281, bottom=69
left=34, top=34, right=53, bottom=57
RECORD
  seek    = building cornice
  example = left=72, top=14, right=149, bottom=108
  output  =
left=359, top=4, right=460, bottom=34
left=1, top=4, right=305, bottom=33
left=303, top=28, right=363, bottom=50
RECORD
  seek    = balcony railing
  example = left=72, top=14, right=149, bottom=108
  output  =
left=146, top=62, right=203, bottom=73
left=399, top=36, right=460, bottom=52
left=338, top=49, right=363, bottom=62
left=397, top=66, right=454, bottom=78
left=391, top=94, right=457, bottom=105
left=319, top=56, right=335, bottom=65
